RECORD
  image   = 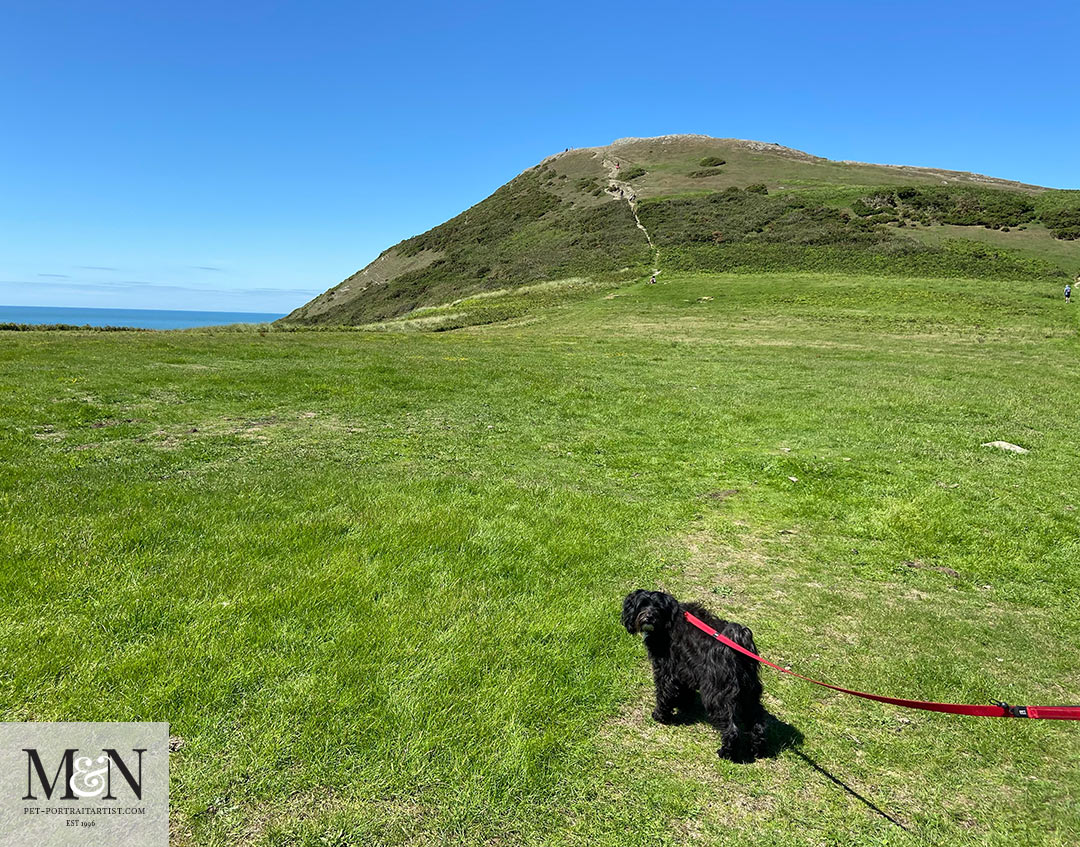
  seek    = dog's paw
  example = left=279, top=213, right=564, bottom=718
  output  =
left=717, top=744, right=742, bottom=762
left=651, top=708, right=674, bottom=724
left=718, top=745, right=752, bottom=763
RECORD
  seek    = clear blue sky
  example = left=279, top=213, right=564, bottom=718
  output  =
left=2, top=0, right=1077, bottom=312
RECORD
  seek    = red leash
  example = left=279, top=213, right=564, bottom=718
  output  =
left=683, top=611, right=1080, bottom=721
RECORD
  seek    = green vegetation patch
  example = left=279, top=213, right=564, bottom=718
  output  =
left=638, top=188, right=1064, bottom=281
left=639, top=187, right=884, bottom=248
left=852, top=186, right=1037, bottom=228
left=0, top=323, right=147, bottom=332
left=1039, top=206, right=1080, bottom=240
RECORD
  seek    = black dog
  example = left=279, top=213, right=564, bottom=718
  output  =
left=622, top=589, right=767, bottom=761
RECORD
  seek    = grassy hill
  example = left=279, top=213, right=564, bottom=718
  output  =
left=283, top=136, right=1080, bottom=327
left=5, top=271, right=1079, bottom=845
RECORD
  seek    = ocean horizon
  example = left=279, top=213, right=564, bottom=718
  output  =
left=0, top=305, right=286, bottom=330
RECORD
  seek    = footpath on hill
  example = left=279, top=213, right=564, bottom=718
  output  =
left=602, top=155, right=660, bottom=278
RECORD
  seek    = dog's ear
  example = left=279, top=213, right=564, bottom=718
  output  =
left=622, top=590, right=647, bottom=633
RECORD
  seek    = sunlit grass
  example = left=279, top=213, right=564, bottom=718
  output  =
left=1, top=272, right=1077, bottom=845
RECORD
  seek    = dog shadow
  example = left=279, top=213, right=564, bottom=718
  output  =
left=670, top=700, right=803, bottom=759
left=669, top=701, right=910, bottom=831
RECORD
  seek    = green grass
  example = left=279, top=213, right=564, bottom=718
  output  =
left=2, top=272, right=1079, bottom=845
left=903, top=221, right=1080, bottom=274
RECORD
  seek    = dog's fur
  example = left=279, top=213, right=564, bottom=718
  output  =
left=622, top=589, right=767, bottom=761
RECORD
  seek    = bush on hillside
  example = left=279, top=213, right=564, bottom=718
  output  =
left=638, top=187, right=881, bottom=250
left=1040, top=205, right=1080, bottom=239
left=746, top=183, right=768, bottom=195
left=658, top=237, right=1062, bottom=282
left=636, top=185, right=1062, bottom=284
left=0, top=323, right=144, bottom=332
left=622, top=166, right=647, bottom=180
left=854, top=186, right=1036, bottom=228
left=699, top=156, right=726, bottom=167
left=688, top=169, right=723, bottom=178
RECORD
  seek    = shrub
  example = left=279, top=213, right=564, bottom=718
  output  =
left=854, top=186, right=1036, bottom=228
left=699, top=156, right=726, bottom=167
left=657, top=238, right=1061, bottom=282
left=0, top=323, right=144, bottom=332
left=688, top=169, right=723, bottom=178
left=1040, top=205, right=1080, bottom=239
left=622, top=166, right=647, bottom=181
left=746, top=183, right=768, bottom=195
left=639, top=188, right=883, bottom=249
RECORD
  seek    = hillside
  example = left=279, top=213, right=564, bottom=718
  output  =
left=283, top=135, right=1080, bottom=326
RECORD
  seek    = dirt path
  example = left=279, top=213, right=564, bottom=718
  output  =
left=602, top=156, right=660, bottom=277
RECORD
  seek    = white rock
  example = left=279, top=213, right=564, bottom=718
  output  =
left=981, top=441, right=1029, bottom=454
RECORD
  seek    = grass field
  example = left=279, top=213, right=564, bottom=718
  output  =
left=2, top=272, right=1079, bottom=845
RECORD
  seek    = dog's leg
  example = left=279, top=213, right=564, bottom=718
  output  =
left=749, top=705, right=767, bottom=758
left=650, top=662, right=681, bottom=724
left=714, top=705, right=743, bottom=761
left=702, top=681, right=744, bottom=761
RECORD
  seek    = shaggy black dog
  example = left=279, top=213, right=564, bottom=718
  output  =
left=622, top=589, right=767, bottom=762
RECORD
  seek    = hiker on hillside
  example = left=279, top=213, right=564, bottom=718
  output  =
left=1067, top=281, right=1073, bottom=303
left=649, top=275, right=657, bottom=285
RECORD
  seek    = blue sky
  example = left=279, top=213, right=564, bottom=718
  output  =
left=2, top=0, right=1078, bottom=312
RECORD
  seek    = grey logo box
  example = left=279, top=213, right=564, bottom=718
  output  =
left=0, top=723, right=168, bottom=847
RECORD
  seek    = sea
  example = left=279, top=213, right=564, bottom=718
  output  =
left=0, top=305, right=286, bottom=330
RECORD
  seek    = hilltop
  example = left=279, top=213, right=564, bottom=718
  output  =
left=284, top=135, right=1080, bottom=326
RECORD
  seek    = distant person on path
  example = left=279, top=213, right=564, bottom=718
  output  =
left=649, top=274, right=657, bottom=285
left=1067, top=280, right=1074, bottom=303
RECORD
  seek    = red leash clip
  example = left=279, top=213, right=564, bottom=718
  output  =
left=991, top=700, right=1029, bottom=718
